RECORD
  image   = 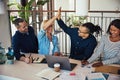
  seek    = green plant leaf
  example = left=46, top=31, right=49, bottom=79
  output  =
left=37, top=0, right=49, bottom=5
left=7, top=3, right=18, bottom=7
left=10, top=16, right=17, bottom=22
left=27, top=0, right=35, bottom=6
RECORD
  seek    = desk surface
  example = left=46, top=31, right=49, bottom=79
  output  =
left=95, top=64, right=120, bottom=74
left=0, top=54, right=81, bottom=80
left=0, top=53, right=120, bottom=80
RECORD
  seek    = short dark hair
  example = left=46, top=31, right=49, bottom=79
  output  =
left=107, top=19, right=120, bottom=34
left=12, top=18, right=25, bottom=27
left=82, top=22, right=102, bottom=35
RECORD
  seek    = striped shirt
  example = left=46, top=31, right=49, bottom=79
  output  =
left=88, top=35, right=120, bottom=64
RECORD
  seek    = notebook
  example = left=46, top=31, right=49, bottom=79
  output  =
left=86, top=72, right=106, bottom=80
left=45, top=55, right=77, bottom=71
left=36, top=68, right=60, bottom=80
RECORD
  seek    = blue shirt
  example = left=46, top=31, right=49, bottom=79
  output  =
left=12, top=26, right=38, bottom=60
left=38, top=29, right=59, bottom=55
left=57, top=19, right=97, bottom=60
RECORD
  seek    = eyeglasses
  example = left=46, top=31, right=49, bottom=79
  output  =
left=78, top=30, right=89, bottom=34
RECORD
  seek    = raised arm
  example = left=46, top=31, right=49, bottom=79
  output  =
left=43, top=16, right=56, bottom=30
left=43, top=7, right=61, bottom=30
left=56, top=7, right=61, bottom=20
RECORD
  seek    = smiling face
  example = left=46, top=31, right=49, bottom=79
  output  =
left=109, top=25, right=120, bottom=38
left=78, top=26, right=90, bottom=39
left=17, top=21, right=28, bottom=33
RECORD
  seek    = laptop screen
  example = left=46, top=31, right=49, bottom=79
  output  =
left=44, top=55, right=77, bottom=71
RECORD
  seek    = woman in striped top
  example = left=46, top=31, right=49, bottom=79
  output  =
left=81, top=19, right=120, bottom=67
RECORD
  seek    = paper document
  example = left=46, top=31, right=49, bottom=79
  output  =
left=87, top=72, right=106, bottom=80
left=35, top=68, right=60, bottom=80
left=59, top=72, right=86, bottom=80
left=107, top=74, right=120, bottom=80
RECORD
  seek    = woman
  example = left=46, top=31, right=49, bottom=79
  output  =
left=56, top=7, right=102, bottom=60
left=38, top=16, right=60, bottom=56
left=81, top=19, right=120, bottom=67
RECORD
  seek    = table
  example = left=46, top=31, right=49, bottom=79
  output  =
left=0, top=53, right=120, bottom=80
left=0, top=53, right=81, bottom=80
left=95, top=64, right=120, bottom=74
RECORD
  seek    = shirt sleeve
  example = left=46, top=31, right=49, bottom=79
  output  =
left=73, top=37, right=98, bottom=60
left=88, top=36, right=105, bottom=63
left=12, top=36, right=25, bottom=60
left=37, top=29, right=46, bottom=41
left=102, top=48, right=120, bottom=64
left=83, top=39, right=97, bottom=60
left=56, top=19, right=74, bottom=35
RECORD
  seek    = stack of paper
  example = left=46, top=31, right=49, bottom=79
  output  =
left=35, top=68, right=60, bottom=80
left=107, top=74, right=120, bottom=80
left=59, top=72, right=86, bottom=80
left=87, top=72, right=106, bottom=80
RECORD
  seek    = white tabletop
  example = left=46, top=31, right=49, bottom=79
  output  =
left=0, top=53, right=120, bottom=80
left=0, top=53, right=81, bottom=80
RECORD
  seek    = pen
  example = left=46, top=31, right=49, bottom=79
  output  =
left=81, top=57, right=86, bottom=67
left=32, top=57, right=36, bottom=61
left=28, top=53, right=32, bottom=58
left=36, top=57, right=39, bottom=61
left=41, top=77, right=49, bottom=80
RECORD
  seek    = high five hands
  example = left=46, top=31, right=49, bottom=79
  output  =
left=56, top=7, right=61, bottom=20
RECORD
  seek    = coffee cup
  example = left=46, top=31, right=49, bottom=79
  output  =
left=54, top=63, right=60, bottom=72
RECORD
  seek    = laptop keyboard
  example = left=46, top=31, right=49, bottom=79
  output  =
left=40, top=58, right=47, bottom=63
left=70, top=63, right=77, bottom=70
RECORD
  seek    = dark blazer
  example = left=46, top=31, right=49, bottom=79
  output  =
left=57, top=19, right=97, bottom=60
left=12, top=26, right=38, bottom=60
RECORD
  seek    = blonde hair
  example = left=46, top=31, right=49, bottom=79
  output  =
left=40, top=20, right=54, bottom=33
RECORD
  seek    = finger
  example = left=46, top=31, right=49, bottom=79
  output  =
left=58, top=7, right=61, bottom=13
left=25, top=58, right=30, bottom=63
left=59, top=7, right=61, bottom=11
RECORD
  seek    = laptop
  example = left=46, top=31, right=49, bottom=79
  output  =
left=44, top=55, right=77, bottom=71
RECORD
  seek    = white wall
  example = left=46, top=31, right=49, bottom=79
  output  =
left=54, top=0, right=120, bottom=17
left=54, top=0, right=69, bottom=10
left=0, top=0, right=11, bottom=48
left=90, top=0, right=120, bottom=11
left=89, top=0, right=120, bottom=17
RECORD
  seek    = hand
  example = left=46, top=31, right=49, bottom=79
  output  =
left=56, top=7, right=61, bottom=20
left=20, top=56, right=32, bottom=64
left=24, top=57, right=33, bottom=64
left=81, top=60, right=89, bottom=65
left=54, top=52, right=63, bottom=57
left=92, top=62, right=103, bottom=67
left=54, top=52, right=60, bottom=56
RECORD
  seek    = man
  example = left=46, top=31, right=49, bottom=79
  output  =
left=12, top=18, right=38, bottom=63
